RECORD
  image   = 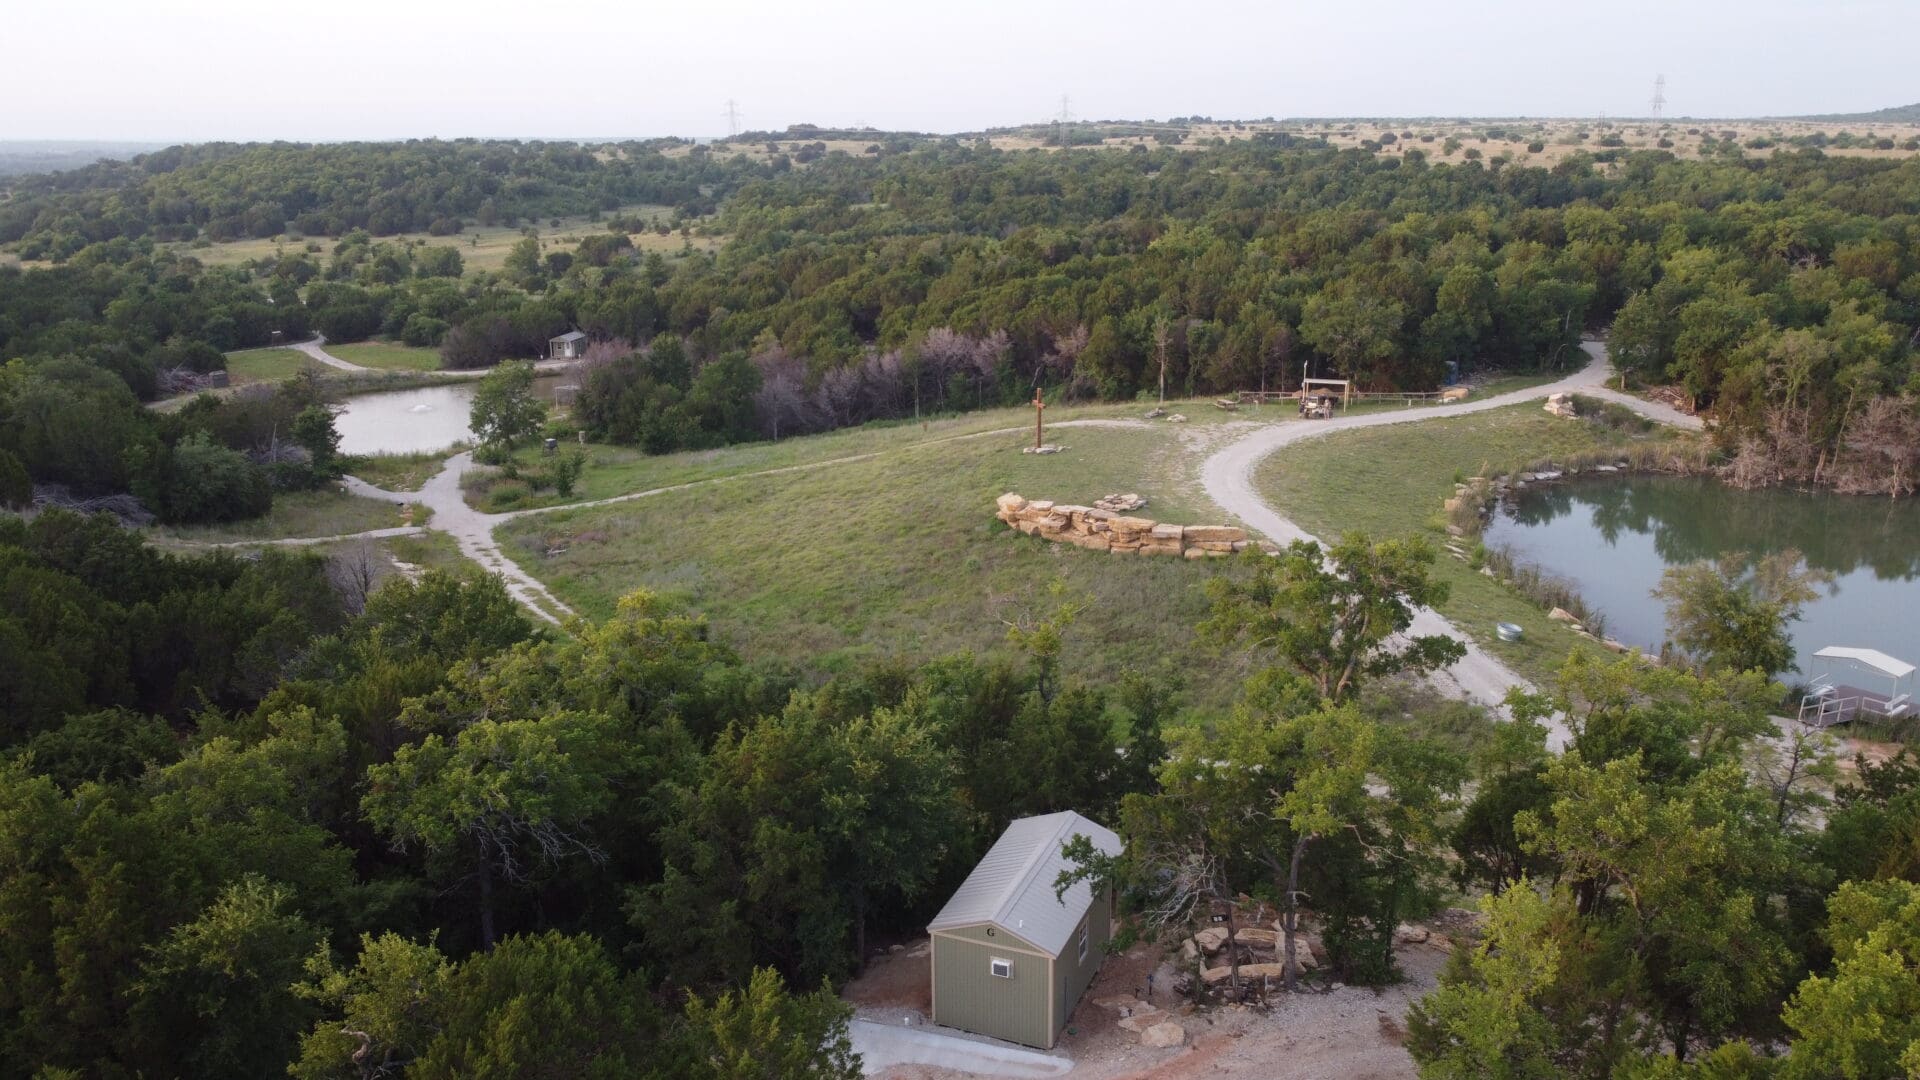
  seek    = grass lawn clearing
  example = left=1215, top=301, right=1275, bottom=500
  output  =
left=328, top=342, right=443, bottom=372
left=346, top=449, right=461, bottom=492
left=145, top=487, right=415, bottom=545
left=499, top=422, right=1257, bottom=706
left=465, top=398, right=1239, bottom=513
left=225, top=348, right=323, bottom=385
left=159, top=204, right=713, bottom=276
left=1254, top=403, right=1694, bottom=687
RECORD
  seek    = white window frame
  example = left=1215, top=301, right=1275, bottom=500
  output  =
left=989, top=956, right=1013, bottom=979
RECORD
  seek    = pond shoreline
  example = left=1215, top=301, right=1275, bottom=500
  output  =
left=1482, top=472, right=1920, bottom=677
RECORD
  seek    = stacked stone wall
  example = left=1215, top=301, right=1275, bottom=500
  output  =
left=994, top=493, right=1277, bottom=559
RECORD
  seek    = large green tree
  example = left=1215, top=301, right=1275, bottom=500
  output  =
left=1206, top=534, right=1465, bottom=702
left=469, top=360, right=548, bottom=456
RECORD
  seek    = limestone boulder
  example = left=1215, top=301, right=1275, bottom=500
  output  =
left=1138, top=543, right=1183, bottom=557
left=996, top=493, right=1028, bottom=515
left=1182, top=525, right=1247, bottom=544
left=1548, top=607, right=1578, bottom=623
left=1140, top=1022, right=1186, bottom=1049
left=1150, top=523, right=1184, bottom=542
left=1117, top=1010, right=1168, bottom=1034
left=1200, top=957, right=1314, bottom=984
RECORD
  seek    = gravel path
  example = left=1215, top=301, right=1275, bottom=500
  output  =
left=184, top=525, right=426, bottom=548
left=287, top=334, right=366, bottom=372
left=344, top=453, right=577, bottom=623
left=1198, top=340, right=1702, bottom=743
left=275, top=336, right=584, bottom=377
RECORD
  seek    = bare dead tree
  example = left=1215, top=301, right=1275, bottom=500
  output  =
left=1154, top=318, right=1172, bottom=405
left=327, top=540, right=386, bottom=615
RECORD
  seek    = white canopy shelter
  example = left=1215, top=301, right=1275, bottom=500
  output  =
left=1802, top=646, right=1915, bottom=728
left=1812, top=646, right=1915, bottom=680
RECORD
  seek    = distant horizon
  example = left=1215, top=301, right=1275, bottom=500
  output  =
left=12, top=0, right=1919, bottom=143
left=8, top=104, right=1920, bottom=150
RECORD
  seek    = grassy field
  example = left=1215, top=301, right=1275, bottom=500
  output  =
left=1254, top=403, right=1694, bottom=686
left=465, top=372, right=1566, bottom=514
left=225, top=347, right=323, bottom=385
left=345, top=448, right=461, bottom=492
left=497, top=420, right=1259, bottom=705
left=384, top=530, right=471, bottom=575
left=160, top=204, right=717, bottom=276
left=144, top=487, right=414, bottom=545
left=328, top=341, right=442, bottom=372
left=465, top=396, right=1245, bottom=513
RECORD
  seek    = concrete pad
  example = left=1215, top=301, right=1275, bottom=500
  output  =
left=849, top=1019, right=1072, bottom=1078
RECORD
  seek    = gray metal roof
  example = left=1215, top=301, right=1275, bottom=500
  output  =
left=551, top=330, right=588, bottom=342
left=927, top=811, right=1121, bottom=956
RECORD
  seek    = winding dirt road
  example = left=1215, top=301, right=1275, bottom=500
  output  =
left=1199, top=341, right=1702, bottom=741
left=329, top=340, right=1698, bottom=682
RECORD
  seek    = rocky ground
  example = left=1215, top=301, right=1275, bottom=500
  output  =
left=844, top=918, right=1466, bottom=1080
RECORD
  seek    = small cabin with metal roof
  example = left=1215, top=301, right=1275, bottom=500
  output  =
left=926, top=811, right=1121, bottom=1049
left=548, top=330, right=588, bottom=359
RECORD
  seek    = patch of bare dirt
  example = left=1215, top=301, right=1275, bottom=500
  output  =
left=845, top=939, right=933, bottom=1013
left=846, top=930, right=1460, bottom=1080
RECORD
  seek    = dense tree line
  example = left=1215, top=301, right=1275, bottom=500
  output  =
left=11, top=137, right=1920, bottom=490
left=0, top=140, right=769, bottom=257
left=0, top=514, right=1174, bottom=1077
left=1, top=499, right=1915, bottom=1075
left=540, top=142, right=1920, bottom=476
left=1058, top=533, right=1920, bottom=1076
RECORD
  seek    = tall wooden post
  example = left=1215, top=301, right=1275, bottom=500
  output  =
left=1032, top=388, right=1047, bottom=449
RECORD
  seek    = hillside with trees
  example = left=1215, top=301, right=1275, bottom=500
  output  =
left=7, top=136, right=1920, bottom=537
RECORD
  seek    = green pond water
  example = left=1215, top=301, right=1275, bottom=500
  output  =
left=1481, top=475, right=1920, bottom=679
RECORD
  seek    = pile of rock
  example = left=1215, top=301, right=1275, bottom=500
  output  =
left=1184, top=924, right=1321, bottom=986
left=1022, top=444, right=1065, bottom=455
left=1543, top=392, right=1578, bottom=418
left=996, top=494, right=1275, bottom=559
left=1093, top=492, right=1147, bottom=513
left=1091, top=996, right=1186, bottom=1048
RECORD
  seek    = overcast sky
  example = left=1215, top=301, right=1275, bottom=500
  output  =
left=7, top=0, right=1915, bottom=142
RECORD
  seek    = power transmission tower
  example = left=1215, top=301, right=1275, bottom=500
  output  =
left=722, top=99, right=743, bottom=137
left=1058, top=94, right=1073, bottom=123
left=1649, top=75, right=1667, bottom=121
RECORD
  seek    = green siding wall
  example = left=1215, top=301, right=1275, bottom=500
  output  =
left=932, top=931, right=1055, bottom=1049
left=1051, top=887, right=1114, bottom=1039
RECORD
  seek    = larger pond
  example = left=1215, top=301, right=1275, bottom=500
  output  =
left=333, top=376, right=570, bottom=456
left=1482, top=475, right=1920, bottom=677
